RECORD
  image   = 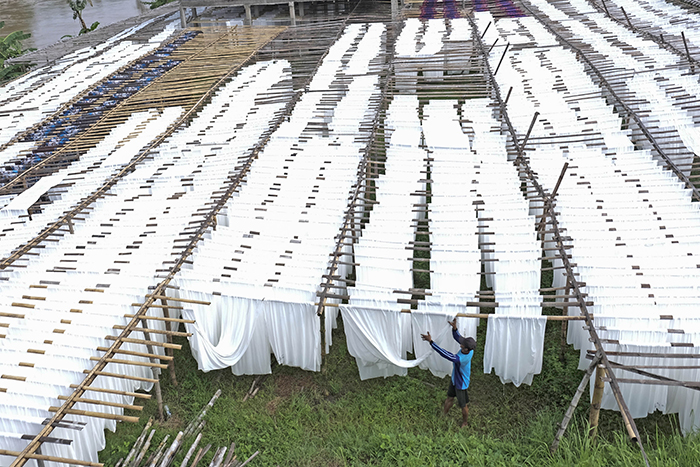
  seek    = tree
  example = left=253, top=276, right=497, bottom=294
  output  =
left=66, top=0, right=100, bottom=35
left=0, top=21, right=35, bottom=84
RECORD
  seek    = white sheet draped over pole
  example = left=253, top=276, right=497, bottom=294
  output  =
left=483, top=9, right=700, bottom=433
left=175, top=23, right=387, bottom=376
left=0, top=57, right=296, bottom=466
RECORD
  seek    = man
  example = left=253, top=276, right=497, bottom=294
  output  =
left=421, top=318, right=476, bottom=428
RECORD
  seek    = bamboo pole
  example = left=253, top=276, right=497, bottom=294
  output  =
left=222, top=443, right=235, bottom=467
left=184, top=390, right=222, bottom=437
left=56, top=396, right=143, bottom=411
left=131, top=430, right=156, bottom=467
left=157, top=431, right=183, bottom=467
left=190, top=444, right=212, bottom=467
left=589, top=364, right=606, bottom=441
left=146, top=434, right=170, bottom=467
left=47, top=407, right=139, bottom=423
left=160, top=298, right=179, bottom=387
left=238, top=451, right=259, bottom=467
left=121, top=418, right=152, bottom=467
left=551, top=356, right=600, bottom=453
left=208, top=447, right=227, bottom=467
left=0, top=450, right=102, bottom=467
left=180, top=432, right=204, bottom=467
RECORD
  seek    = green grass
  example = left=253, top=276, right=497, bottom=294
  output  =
left=100, top=317, right=700, bottom=466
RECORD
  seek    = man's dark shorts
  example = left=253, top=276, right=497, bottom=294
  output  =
left=447, top=381, right=469, bottom=408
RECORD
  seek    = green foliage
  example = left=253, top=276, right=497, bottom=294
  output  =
left=80, top=21, right=100, bottom=35
left=100, top=320, right=700, bottom=466
left=67, top=0, right=98, bottom=35
left=0, top=21, right=35, bottom=83
left=142, top=0, right=177, bottom=10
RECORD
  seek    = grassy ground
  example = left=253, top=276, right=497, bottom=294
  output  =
left=100, top=316, right=700, bottom=467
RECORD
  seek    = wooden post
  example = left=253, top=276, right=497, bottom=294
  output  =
left=589, top=363, right=606, bottom=441
left=244, top=4, right=252, bottom=25
left=488, top=38, right=499, bottom=53
left=504, top=86, right=513, bottom=105
left=289, top=2, right=297, bottom=26
left=620, top=6, right=633, bottom=29
left=551, top=355, right=600, bottom=454
left=560, top=284, right=570, bottom=363
left=35, top=446, right=45, bottom=467
left=520, top=111, right=540, bottom=152
left=481, top=21, right=491, bottom=39
left=139, top=317, right=164, bottom=421
left=494, top=43, right=510, bottom=76
left=299, top=1, right=304, bottom=17
left=320, top=309, right=327, bottom=373
left=179, top=2, right=187, bottom=28
left=682, top=32, right=695, bottom=74
left=600, top=0, right=610, bottom=16
left=160, top=298, right=178, bottom=387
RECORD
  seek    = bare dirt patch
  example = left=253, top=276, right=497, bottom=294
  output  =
left=275, top=372, right=316, bottom=398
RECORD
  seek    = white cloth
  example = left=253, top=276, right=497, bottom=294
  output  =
left=483, top=315, right=547, bottom=387
left=341, top=305, right=425, bottom=380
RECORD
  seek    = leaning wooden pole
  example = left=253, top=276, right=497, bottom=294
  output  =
left=551, top=355, right=601, bottom=454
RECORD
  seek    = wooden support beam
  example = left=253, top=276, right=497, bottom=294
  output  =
left=69, top=384, right=152, bottom=399
left=95, top=346, right=173, bottom=361
left=146, top=294, right=210, bottom=305
left=57, top=396, right=143, bottom=412
left=49, top=407, right=140, bottom=423
left=84, top=370, right=158, bottom=384
left=112, top=325, right=191, bottom=337
left=124, top=314, right=191, bottom=323
left=104, top=336, right=182, bottom=350
left=129, top=304, right=184, bottom=310
left=89, top=356, right=168, bottom=369
left=0, top=450, right=102, bottom=467
left=587, top=350, right=700, bottom=359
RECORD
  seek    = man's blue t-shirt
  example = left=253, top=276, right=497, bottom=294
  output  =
left=430, top=329, right=473, bottom=390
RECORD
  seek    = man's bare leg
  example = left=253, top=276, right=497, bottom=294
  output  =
left=443, top=397, right=455, bottom=415
left=461, top=405, right=469, bottom=427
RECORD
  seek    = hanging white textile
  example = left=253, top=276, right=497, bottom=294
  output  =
left=340, top=303, right=424, bottom=380
left=483, top=315, right=547, bottom=387
left=179, top=285, right=321, bottom=375
left=412, top=302, right=477, bottom=378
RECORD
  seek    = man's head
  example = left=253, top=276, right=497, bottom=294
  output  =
left=459, top=336, right=477, bottom=353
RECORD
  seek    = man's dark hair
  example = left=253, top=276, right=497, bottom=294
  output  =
left=459, top=336, right=477, bottom=352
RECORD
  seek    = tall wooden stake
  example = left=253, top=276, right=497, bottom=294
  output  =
left=160, top=298, right=178, bottom=387
left=589, top=363, right=606, bottom=441
left=520, top=111, right=540, bottom=153
left=620, top=6, right=633, bottom=29
left=560, top=284, right=570, bottom=363
left=682, top=32, right=695, bottom=74
left=494, top=43, right=510, bottom=76
left=140, top=318, right=164, bottom=421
